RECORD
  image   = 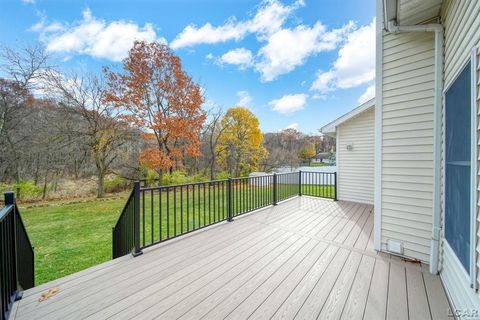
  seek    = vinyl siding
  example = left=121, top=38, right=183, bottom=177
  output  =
left=440, top=0, right=480, bottom=312
left=381, top=31, right=435, bottom=263
left=337, top=107, right=375, bottom=204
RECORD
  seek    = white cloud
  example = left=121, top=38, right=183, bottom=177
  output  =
left=358, top=84, right=375, bottom=104
left=256, top=21, right=355, bottom=82
left=219, top=48, right=253, bottom=69
left=285, top=122, right=299, bottom=130
left=236, top=90, right=253, bottom=107
left=205, top=53, right=214, bottom=60
left=21, top=0, right=35, bottom=4
left=311, top=18, right=375, bottom=93
left=269, top=93, right=308, bottom=114
left=170, top=0, right=304, bottom=49
left=32, top=8, right=165, bottom=61
left=311, top=94, right=327, bottom=101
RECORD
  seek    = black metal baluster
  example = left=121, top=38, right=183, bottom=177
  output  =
left=151, top=189, right=154, bottom=244
left=181, top=186, right=184, bottom=233
left=159, top=189, right=162, bottom=241
left=192, top=184, right=195, bottom=230
left=174, top=187, right=177, bottom=236
left=214, top=182, right=217, bottom=222
left=203, top=183, right=206, bottom=226
left=142, top=189, right=145, bottom=246
left=187, top=186, right=190, bottom=232
left=208, top=182, right=212, bottom=224
left=198, top=184, right=201, bottom=227
left=167, top=187, right=170, bottom=238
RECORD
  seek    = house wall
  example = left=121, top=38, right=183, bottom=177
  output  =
left=380, top=31, right=435, bottom=262
left=439, top=0, right=480, bottom=312
left=337, top=107, right=375, bottom=204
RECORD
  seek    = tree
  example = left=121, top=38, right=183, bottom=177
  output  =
left=201, top=108, right=226, bottom=179
left=262, top=129, right=303, bottom=170
left=46, top=72, right=131, bottom=197
left=0, top=44, right=48, bottom=182
left=216, top=107, right=268, bottom=177
left=105, top=41, right=206, bottom=182
left=298, top=143, right=316, bottom=162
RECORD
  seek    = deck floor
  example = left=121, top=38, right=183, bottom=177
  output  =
left=12, top=196, right=451, bottom=319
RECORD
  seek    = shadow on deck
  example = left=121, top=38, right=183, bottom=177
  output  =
left=11, top=196, right=451, bottom=319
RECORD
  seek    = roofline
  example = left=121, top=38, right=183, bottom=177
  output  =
left=320, top=98, right=375, bottom=135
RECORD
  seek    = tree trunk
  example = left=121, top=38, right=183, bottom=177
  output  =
left=209, top=155, right=216, bottom=180
left=97, top=171, right=105, bottom=198
left=42, top=170, right=48, bottom=199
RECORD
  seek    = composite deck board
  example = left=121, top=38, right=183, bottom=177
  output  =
left=248, top=245, right=338, bottom=320
left=363, top=259, right=390, bottom=320
left=16, top=222, right=278, bottom=318
left=406, top=267, right=432, bottom=320
left=88, top=231, right=296, bottom=319
left=386, top=263, right=409, bottom=320
left=340, top=255, right=376, bottom=320
left=11, top=196, right=451, bottom=320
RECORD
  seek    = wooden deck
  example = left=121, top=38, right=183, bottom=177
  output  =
left=11, top=196, right=451, bottom=320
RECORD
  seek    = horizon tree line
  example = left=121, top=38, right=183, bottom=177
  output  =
left=0, top=41, right=335, bottom=199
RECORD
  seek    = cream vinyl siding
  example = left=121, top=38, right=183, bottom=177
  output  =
left=440, top=0, right=480, bottom=311
left=381, top=31, right=435, bottom=262
left=337, top=107, right=374, bottom=204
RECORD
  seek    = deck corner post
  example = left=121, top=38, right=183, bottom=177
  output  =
left=5, top=191, right=15, bottom=206
left=132, top=181, right=143, bottom=257
left=334, top=172, right=338, bottom=201
left=273, top=173, right=277, bottom=205
left=227, top=178, right=233, bottom=222
left=298, top=170, right=302, bottom=196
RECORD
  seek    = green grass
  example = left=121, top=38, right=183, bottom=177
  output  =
left=21, top=197, right=127, bottom=285
left=307, top=162, right=336, bottom=167
left=21, top=183, right=335, bottom=285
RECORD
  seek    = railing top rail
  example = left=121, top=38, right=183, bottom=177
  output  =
left=0, top=204, right=14, bottom=222
left=300, top=170, right=336, bottom=173
left=230, top=174, right=274, bottom=181
left=140, top=178, right=230, bottom=191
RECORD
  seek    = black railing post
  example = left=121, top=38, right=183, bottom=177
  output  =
left=273, top=173, right=277, bottom=205
left=334, top=172, right=338, bottom=201
left=298, top=170, right=302, bottom=196
left=132, top=181, right=143, bottom=257
left=5, top=191, right=22, bottom=301
left=227, top=178, right=233, bottom=221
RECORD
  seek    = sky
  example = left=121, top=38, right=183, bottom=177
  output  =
left=0, top=0, right=375, bottom=134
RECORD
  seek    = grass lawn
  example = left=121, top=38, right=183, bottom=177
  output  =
left=307, top=162, right=335, bottom=167
left=21, top=183, right=335, bottom=285
left=21, top=196, right=128, bottom=285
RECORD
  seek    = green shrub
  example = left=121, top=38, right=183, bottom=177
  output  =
left=215, top=171, right=230, bottom=180
left=163, top=171, right=191, bottom=185
left=104, top=176, right=128, bottom=193
left=15, top=180, right=43, bottom=199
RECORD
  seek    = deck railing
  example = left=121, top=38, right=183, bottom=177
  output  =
left=112, top=171, right=337, bottom=258
left=1, top=192, right=35, bottom=320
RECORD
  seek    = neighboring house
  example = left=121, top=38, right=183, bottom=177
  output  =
left=312, top=152, right=330, bottom=163
left=374, top=0, right=479, bottom=313
left=321, top=99, right=375, bottom=205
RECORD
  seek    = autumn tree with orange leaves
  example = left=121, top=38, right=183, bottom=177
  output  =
left=104, top=41, right=206, bottom=181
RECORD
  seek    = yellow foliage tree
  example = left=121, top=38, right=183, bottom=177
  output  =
left=216, top=107, right=268, bottom=177
left=298, top=143, right=316, bottom=162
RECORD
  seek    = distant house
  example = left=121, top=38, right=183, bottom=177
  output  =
left=321, top=98, right=375, bottom=205
left=311, top=152, right=333, bottom=163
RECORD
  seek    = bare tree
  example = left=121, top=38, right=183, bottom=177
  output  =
left=46, top=71, right=132, bottom=197
left=201, top=108, right=226, bottom=179
left=0, top=44, right=49, bottom=182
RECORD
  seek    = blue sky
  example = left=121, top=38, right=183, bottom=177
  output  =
left=0, top=0, right=375, bottom=134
